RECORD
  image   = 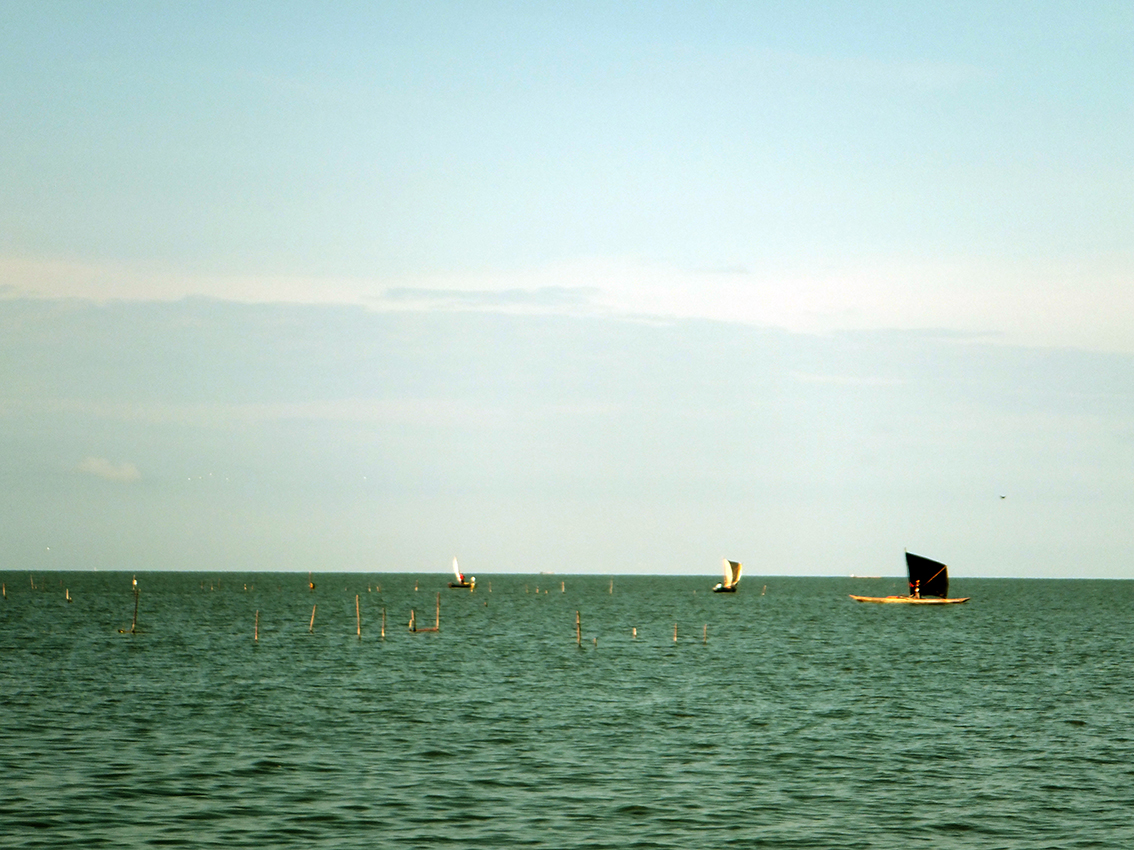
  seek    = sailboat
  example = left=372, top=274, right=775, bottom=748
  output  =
left=713, top=559, right=742, bottom=593
left=448, top=557, right=474, bottom=589
left=850, top=551, right=969, bottom=604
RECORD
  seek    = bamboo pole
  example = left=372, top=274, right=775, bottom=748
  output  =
left=309, top=603, right=317, bottom=633
left=356, top=595, right=361, bottom=638
left=409, top=609, right=416, bottom=631
left=576, top=611, right=581, bottom=646
left=435, top=592, right=440, bottom=629
left=673, top=622, right=678, bottom=643
left=119, top=576, right=139, bottom=634
left=703, top=624, right=707, bottom=644
left=255, top=610, right=259, bottom=642
left=381, top=607, right=386, bottom=639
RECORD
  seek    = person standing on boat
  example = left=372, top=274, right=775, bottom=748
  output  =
left=911, top=580, right=920, bottom=598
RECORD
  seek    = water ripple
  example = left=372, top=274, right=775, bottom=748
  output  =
left=4, top=574, right=1134, bottom=848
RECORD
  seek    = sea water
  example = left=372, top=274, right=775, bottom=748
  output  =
left=2, top=573, right=1132, bottom=849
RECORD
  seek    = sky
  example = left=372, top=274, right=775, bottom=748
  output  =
left=1, top=2, right=1131, bottom=578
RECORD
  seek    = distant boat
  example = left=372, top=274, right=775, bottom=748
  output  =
left=713, top=558, right=742, bottom=593
left=448, top=557, right=474, bottom=589
left=850, top=551, right=969, bottom=604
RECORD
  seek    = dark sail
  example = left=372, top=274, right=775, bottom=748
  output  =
left=905, top=552, right=949, bottom=598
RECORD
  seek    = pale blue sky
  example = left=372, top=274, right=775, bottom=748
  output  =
left=1, top=3, right=1131, bottom=576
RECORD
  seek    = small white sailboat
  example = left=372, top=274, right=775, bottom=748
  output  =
left=448, top=557, right=474, bottom=589
left=713, top=558, right=742, bottom=593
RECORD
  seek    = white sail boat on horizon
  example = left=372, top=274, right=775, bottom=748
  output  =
left=448, top=556, right=474, bottom=589
left=713, top=558, right=742, bottom=593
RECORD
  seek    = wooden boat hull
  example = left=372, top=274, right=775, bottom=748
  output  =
left=448, top=582, right=473, bottom=589
left=712, top=586, right=737, bottom=593
left=849, top=594, right=970, bottom=604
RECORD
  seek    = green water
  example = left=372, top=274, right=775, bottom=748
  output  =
left=2, top=573, right=1132, bottom=848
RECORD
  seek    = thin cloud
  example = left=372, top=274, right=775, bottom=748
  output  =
left=791, top=372, right=906, bottom=387
left=5, top=251, right=1133, bottom=354
left=382, top=286, right=598, bottom=310
left=77, top=456, right=141, bottom=482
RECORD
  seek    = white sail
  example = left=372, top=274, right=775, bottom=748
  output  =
left=719, top=558, right=742, bottom=588
left=714, top=557, right=743, bottom=592
left=452, top=557, right=463, bottom=582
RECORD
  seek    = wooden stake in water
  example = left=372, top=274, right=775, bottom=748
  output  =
left=561, top=581, right=565, bottom=593
left=309, top=603, right=317, bottom=633
left=673, top=622, right=678, bottom=643
left=255, top=610, right=259, bottom=642
left=131, top=576, right=139, bottom=634
left=576, top=611, right=581, bottom=646
left=381, top=607, right=386, bottom=639
left=703, top=624, right=707, bottom=644
left=356, top=594, right=361, bottom=639
left=609, top=579, right=613, bottom=594
left=409, top=593, right=441, bottom=633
